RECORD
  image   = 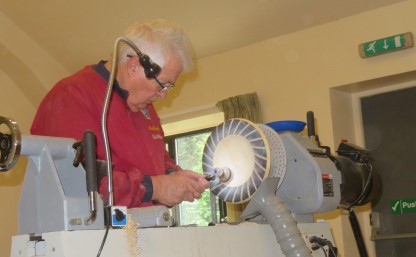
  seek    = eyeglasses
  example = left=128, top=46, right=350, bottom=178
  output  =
left=126, top=54, right=175, bottom=93
left=154, top=76, right=175, bottom=94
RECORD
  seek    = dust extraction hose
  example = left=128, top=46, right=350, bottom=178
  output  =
left=241, top=178, right=312, bottom=257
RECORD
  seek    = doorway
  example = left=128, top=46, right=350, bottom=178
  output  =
left=361, top=86, right=416, bottom=257
left=330, top=70, right=416, bottom=257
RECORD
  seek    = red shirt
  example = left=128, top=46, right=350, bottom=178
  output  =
left=31, top=63, right=179, bottom=208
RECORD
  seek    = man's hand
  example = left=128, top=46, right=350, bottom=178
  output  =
left=151, top=170, right=210, bottom=206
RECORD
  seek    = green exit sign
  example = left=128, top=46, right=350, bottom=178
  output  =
left=390, top=198, right=416, bottom=214
left=359, top=32, right=414, bottom=58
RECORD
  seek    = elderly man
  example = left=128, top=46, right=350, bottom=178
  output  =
left=31, top=20, right=209, bottom=208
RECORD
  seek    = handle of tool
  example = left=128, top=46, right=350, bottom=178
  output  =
left=307, top=111, right=315, bottom=138
left=84, top=130, right=98, bottom=193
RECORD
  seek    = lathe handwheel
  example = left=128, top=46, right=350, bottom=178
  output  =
left=0, top=116, right=21, bottom=171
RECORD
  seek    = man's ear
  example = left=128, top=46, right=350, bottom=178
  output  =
left=126, top=56, right=139, bottom=76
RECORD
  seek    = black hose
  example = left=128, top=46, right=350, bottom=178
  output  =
left=348, top=209, right=368, bottom=257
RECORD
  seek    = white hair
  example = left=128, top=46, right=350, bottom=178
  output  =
left=118, top=19, right=194, bottom=72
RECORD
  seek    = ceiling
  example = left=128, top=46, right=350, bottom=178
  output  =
left=0, top=0, right=407, bottom=74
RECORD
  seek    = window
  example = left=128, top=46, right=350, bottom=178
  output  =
left=165, top=128, right=226, bottom=226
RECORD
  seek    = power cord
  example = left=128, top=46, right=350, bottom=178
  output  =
left=96, top=226, right=110, bottom=257
left=310, top=236, right=338, bottom=257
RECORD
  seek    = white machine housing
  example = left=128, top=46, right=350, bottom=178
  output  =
left=277, top=132, right=341, bottom=222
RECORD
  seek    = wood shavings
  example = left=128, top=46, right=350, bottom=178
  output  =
left=125, top=214, right=141, bottom=257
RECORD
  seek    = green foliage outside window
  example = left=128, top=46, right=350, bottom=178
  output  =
left=175, top=131, right=213, bottom=226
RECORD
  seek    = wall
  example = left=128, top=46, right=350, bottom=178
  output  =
left=0, top=12, right=69, bottom=257
left=157, top=1, right=416, bottom=149
left=1, top=1, right=416, bottom=257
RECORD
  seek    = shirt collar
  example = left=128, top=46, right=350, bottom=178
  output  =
left=92, top=60, right=129, bottom=101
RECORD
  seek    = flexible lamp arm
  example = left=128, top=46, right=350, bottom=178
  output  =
left=101, top=37, right=161, bottom=207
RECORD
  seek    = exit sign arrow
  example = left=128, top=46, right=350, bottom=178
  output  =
left=359, top=32, right=414, bottom=58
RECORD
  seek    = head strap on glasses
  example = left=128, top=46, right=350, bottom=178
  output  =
left=138, top=55, right=161, bottom=79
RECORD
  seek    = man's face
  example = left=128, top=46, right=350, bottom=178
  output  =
left=124, top=56, right=182, bottom=112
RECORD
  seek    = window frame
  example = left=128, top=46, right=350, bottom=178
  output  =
left=165, top=127, right=227, bottom=226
